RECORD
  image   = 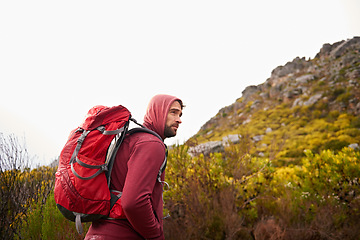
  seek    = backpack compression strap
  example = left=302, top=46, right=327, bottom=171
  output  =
left=70, top=125, right=128, bottom=181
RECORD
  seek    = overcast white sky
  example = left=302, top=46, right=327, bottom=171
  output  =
left=1, top=0, right=359, bottom=166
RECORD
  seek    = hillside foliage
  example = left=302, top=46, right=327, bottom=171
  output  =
left=190, top=37, right=360, bottom=165
left=163, top=145, right=360, bottom=239
left=1, top=138, right=359, bottom=239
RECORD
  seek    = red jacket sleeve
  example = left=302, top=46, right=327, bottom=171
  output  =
left=121, top=139, right=166, bottom=239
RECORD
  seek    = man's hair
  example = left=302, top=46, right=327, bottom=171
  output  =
left=175, top=100, right=185, bottom=109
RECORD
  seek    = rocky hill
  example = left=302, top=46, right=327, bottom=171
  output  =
left=187, top=37, right=360, bottom=164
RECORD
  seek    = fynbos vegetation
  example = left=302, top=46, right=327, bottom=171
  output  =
left=0, top=134, right=55, bottom=239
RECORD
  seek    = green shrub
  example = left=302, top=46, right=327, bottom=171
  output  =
left=336, top=92, right=352, bottom=103
left=323, top=139, right=349, bottom=151
left=350, top=116, right=360, bottom=128
left=330, top=88, right=346, bottom=101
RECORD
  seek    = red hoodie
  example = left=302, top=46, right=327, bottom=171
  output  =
left=85, top=95, right=181, bottom=240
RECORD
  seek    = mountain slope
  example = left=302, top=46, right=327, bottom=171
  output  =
left=188, top=37, right=360, bottom=164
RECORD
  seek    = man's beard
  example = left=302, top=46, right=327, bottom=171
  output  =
left=164, top=124, right=177, bottom=138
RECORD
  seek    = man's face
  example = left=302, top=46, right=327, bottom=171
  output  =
left=164, top=101, right=183, bottom=138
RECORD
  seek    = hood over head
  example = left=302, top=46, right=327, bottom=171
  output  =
left=143, top=94, right=182, bottom=140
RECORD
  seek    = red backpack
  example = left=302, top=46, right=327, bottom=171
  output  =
left=54, top=105, right=167, bottom=234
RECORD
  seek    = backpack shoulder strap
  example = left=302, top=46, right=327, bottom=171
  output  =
left=127, top=127, right=167, bottom=183
left=127, top=127, right=162, bottom=141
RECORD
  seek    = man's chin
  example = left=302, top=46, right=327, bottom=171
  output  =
left=164, top=131, right=177, bottom=138
left=164, top=126, right=178, bottom=138
left=166, top=134, right=176, bottom=138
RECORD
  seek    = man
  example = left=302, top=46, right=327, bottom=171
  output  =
left=85, top=94, right=183, bottom=240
